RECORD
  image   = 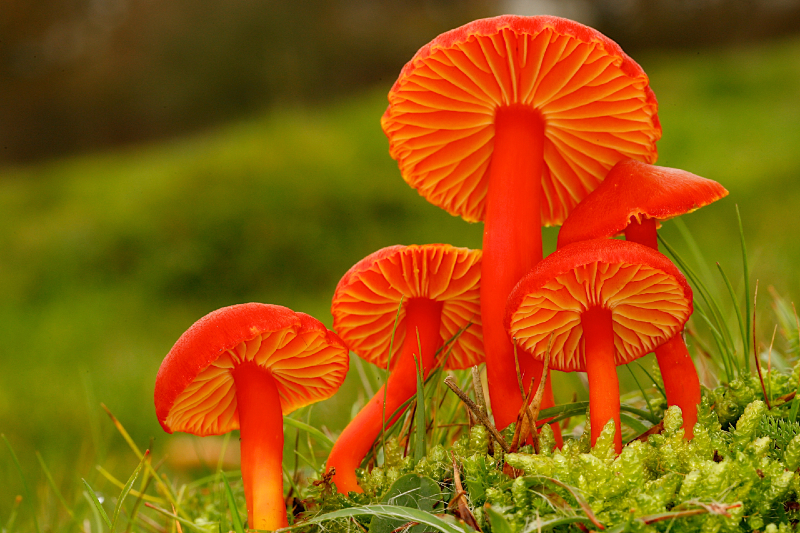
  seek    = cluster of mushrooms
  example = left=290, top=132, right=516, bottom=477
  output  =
left=153, top=15, right=729, bottom=531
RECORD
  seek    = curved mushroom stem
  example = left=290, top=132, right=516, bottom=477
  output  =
left=482, top=105, right=558, bottom=438
left=655, top=334, right=700, bottom=439
left=231, top=363, right=288, bottom=531
left=581, top=307, right=622, bottom=454
left=624, top=215, right=700, bottom=438
left=327, top=298, right=444, bottom=494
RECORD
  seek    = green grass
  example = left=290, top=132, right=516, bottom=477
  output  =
left=1, top=34, right=800, bottom=530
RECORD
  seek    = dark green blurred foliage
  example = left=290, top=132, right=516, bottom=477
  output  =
left=0, top=0, right=494, bottom=162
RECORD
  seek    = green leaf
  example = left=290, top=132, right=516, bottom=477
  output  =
left=483, top=505, right=514, bottom=533
left=292, top=505, right=464, bottom=533
left=222, top=474, right=245, bottom=533
left=369, top=474, right=441, bottom=533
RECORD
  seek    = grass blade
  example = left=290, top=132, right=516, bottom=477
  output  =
left=625, top=366, right=656, bottom=421
left=620, top=404, right=659, bottom=425
left=382, top=297, right=404, bottom=462
left=659, top=235, right=738, bottom=372
left=3, top=495, right=23, bottom=533
left=82, top=479, right=113, bottom=530
left=283, top=417, right=334, bottom=448
left=100, top=404, right=184, bottom=517
left=634, top=362, right=666, bottom=399
left=285, top=504, right=465, bottom=533
left=221, top=475, right=245, bottom=533
left=110, top=450, right=150, bottom=532
left=36, top=451, right=75, bottom=519
left=413, top=351, right=426, bottom=464
left=125, top=462, right=154, bottom=533
left=716, top=262, right=748, bottom=372
left=737, top=205, right=752, bottom=364
left=2, top=435, right=42, bottom=533
left=620, top=413, right=649, bottom=436
left=95, top=465, right=165, bottom=504
left=144, top=503, right=214, bottom=533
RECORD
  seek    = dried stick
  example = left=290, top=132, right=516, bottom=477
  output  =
left=471, top=366, right=493, bottom=455
left=444, top=376, right=509, bottom=453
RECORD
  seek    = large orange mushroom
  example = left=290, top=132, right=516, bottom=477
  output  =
left=326, top=244, right=482, bottom=493
left=505, top=239, right=692, bottom=453
left=382, top=15, right=661, bottom=430
left=557, top=159, right=728, bottom=436
left=155, top=303, right=349, bottom=530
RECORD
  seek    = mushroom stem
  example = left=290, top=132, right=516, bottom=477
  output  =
left=624, top=216, right=659, bottom=249
left=624, top=216, right=700, bottom=439
left=328, top=298, right=444, bottom=494
left=482, top=105, right=557, bottom=434
left=581, top=306, right=622, bottom=454
left=654, top=334, right=700, bottom=438
left=231, top=363, right=288, bottom=531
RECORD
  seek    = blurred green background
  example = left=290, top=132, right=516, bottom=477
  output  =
left=2, top=0, right=800, bottom=526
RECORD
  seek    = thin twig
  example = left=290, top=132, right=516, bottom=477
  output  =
left=527, top=337, right=553, bottom=453
left=471, top=366, right=493, bottom=455
left=449, top=453, right=481, bottom=531
left=444, top=376, right=510, bottom=453
left=513, top=338, right=526, bottom=397
left=510, top=379, right=537, bottom=452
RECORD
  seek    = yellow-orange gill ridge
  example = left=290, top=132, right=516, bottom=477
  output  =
left=164, top=328, right=348, bottom=435
left=509, top=261, right=689, bottom=372
left=383, top=27, right=659, bottom=225
left=333, top=245, right=483, bottom=371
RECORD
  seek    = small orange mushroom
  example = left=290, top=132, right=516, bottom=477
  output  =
left=382, top=15, right=661, bottom=431
left=557, top=159, right=728, bottom=436
left=505, top=239, right=692, bottom=453
left=327, top=244, right=482, bottom=493
left=155, top=303, right=349, bottom=530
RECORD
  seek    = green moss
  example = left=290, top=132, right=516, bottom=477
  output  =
left=304, top=377, right=800, bottom=532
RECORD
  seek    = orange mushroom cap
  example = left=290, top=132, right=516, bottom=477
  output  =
left=155, top=303, right=349, bottom=436
left=558, top=159, right=730, bottom=247
left=381, top=15, right=661, bottom=225
left=331, top=244, right=483, bottom=370
left=505, top=239, right=692, bottom=372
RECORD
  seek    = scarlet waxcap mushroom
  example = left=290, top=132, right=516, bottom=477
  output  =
left=382, top=15, right=661, bottom=430
left=505, top=239, right=692, bottom=452
left=155, top=303, right=349, bottom=531
left=327, top=244, right=482, bottom=493
left=557, top=159, right=726, bottom=438
left=558, top=159, right=729, bottom=249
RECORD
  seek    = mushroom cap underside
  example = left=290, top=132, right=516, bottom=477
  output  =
left=557, top=159, right=730, bottom=247
left=382, top=14, right=661, bottom=225
left=505, top=239, right=692, bottom=372
left=332, top=244, right=483, bottom=370
left=155, top=303, right=349, bottom=436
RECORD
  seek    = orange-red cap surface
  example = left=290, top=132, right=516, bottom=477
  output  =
left=332, top=244, right=483, bottom=370
left=505, top=239, right=692, bottom=371
left=155, top=303, right=349, bottom=436
left=382, top=15, right=661, bottom=225
left=558, top=159, right=729, bottom=247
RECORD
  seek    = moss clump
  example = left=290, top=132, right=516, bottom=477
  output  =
left=303, top=376, right=800, bottom=532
